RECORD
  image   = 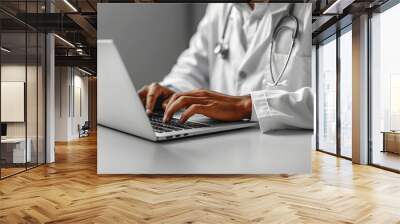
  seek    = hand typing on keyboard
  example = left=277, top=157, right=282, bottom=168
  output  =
left=138, top=83, right=175, bottom=115
left=149, top=113, right=209, bottom=133
left=138, top=84, right=252, bottom=125
left=162, top=89, right=252, bottom=124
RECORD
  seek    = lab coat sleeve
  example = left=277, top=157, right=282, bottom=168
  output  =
left=159, top=5, right=216, bottom=92
left=250, top=87, right=314, bottom=132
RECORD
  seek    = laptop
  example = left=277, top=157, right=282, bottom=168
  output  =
left=97, top=39, right=257, bottom=141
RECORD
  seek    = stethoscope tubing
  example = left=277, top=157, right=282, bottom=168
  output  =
left=268, top=14, right=298, bottom=86
left=214, top=4, right=299, bottom=87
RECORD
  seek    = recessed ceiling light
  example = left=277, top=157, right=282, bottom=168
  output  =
left=1, top=47, right=11, bottom=53
left=54, top=34, right=75, bottom=48
left=63, top=0, right=78, bottom=12
left=323, top=0, right=355, bottom=15
left=78, top=67, right=93, bottom=76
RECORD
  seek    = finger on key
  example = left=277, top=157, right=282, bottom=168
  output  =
left=163, top=96, right=205, bottom=123
left=145, top=84, right=160, bottom=114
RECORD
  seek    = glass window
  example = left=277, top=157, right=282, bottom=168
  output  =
left=339, top=28, right=352, bottom=158
left=1, top=31, right=28, bottom=177
left=0, top=1, right=46, bottom=179
left=318, top=36, right=337, bottom=154
left=371, top=3, right=400, bottom=171
left=27, top=31, right=39, bottom=169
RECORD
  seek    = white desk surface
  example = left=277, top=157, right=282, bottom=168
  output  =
left=98, top=126, right=312, bottom=175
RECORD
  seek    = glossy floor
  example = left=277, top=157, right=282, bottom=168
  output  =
left=0, top=134, right=400, bottom=223
left=372, top=150, right=400, bottom=171
left=0, top=167, right=25, bottom=178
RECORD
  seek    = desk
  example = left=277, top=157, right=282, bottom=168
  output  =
left=1, top=138, right=31, bottom=164
left=382, top=131, right=400, bottom=154
left=98, top=126, right=312, bottom=174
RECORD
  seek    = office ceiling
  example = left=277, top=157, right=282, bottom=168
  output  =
left=0, top=0, right=393, bottom=74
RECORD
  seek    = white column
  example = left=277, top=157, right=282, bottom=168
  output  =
left=352, top=14, right=369, bottom=164
left=46, top=32, right=55, bottom=163
left=45, top=0, right=56, bottom=163
left=312, top=45, right=317, bottom=150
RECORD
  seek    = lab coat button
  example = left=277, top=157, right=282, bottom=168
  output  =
left=239, top=71, right=247, bottom=79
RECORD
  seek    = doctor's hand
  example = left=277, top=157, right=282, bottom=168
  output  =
left=163, top=89, right=252, bottom=123
left=138, top=83, right=175, bottom=114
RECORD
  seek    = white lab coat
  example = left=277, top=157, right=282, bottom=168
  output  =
left=160, top=3, right=313, bottom=132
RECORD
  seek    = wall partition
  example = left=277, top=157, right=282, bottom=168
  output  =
left=0, top=1, right=46, bottom=179
left=54, top=67, right=90, bottom=142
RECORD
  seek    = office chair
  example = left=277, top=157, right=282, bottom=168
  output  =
left=79, top=121, right=90, bottom=138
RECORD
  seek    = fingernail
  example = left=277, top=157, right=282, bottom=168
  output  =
left=146, top=109, right=151, bottom=114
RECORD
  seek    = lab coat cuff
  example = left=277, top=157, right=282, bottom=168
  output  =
left=250, top=102, right=258, bottom=122
left=250, top=90, right=272, bottom=121
left=250, top=90, right=283, bottom=132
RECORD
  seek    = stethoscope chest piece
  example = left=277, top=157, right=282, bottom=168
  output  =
left=214, top=5, right=233, bottom=60
left=214, top=43, right=229, bottom=59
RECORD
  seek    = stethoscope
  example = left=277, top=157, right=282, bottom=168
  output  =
left=214, top=4, right=299, bottom=87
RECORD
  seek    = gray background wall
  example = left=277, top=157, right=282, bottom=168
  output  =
left=98, top=3, right=207, bottom=88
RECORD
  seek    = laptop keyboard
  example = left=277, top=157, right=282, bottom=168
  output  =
left=149, top=113, right=210, bottom=133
